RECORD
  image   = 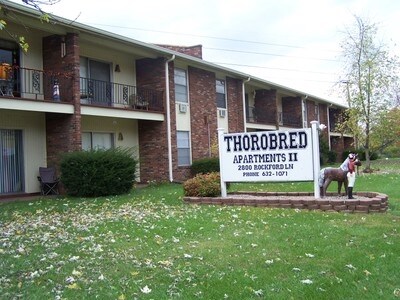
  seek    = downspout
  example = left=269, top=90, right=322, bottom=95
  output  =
left=242, top=77, right=250, bottom=132
left=327, top=105, right=331, bottom=150
left=165, top=54, right=175, bottom=182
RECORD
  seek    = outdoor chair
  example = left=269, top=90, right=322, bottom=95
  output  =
left=37, top=167, right=60, bottom=195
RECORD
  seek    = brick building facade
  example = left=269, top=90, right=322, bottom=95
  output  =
left=0, top=0, right=353, bottom=197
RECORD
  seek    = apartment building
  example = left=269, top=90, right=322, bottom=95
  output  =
left=0, top=0, right=352, bottom=197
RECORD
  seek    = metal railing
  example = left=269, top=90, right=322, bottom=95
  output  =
left=246, top=106, right=302, bottom=127
left=0, top=66, right=73, bottom=101
left=80, top=77, right=164, bottom=111
left=0, top=67, right=164, bottom=112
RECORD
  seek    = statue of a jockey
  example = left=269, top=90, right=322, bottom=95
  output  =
left=346, top=154, right=358, bottom=199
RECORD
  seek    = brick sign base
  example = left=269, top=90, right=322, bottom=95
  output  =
left=183, top=191, right=388, bottom=213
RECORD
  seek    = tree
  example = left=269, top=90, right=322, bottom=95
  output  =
left=370, top=107, right=400, bottom=156
left=339, top=15, right=400, bottom=171
left=0, top=0, right=61, bottom=52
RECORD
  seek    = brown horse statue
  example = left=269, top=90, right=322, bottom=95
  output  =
left=319, top=155, right=361, bottom=198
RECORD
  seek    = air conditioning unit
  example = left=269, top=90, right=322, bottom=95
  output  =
left=219, top=109, right=226, bottom=118
left=179, top=103, right=188, bottom=113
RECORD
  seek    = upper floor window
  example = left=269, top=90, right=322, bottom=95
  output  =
left=174, top=68, right=188, bottom=103
left=216, top=79, right=226, bottom=109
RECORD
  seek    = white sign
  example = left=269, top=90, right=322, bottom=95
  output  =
left=218, top=129, right=314, bottom=182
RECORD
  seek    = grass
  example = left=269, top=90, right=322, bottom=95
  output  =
left=0, top=159, right=399, bottom=299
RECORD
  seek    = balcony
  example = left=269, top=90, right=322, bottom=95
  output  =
left=246, top=105, right=275, bottom=125
left=281, top=114, right=302, bottom=128
left=0, top=66, right=73, bottom=101
left=246, top=106, right=302, bottom=128
left=80, top=77, right=164, bottom=112
left=0, top=66, right=164, bottom=113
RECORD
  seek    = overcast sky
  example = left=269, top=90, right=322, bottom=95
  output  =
left=12, top=0, right=400, bottom=104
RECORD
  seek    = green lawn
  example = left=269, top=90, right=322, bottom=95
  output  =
left=0, top=159, right=399, bottom=299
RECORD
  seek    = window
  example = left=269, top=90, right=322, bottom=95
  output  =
left=82, top=132, right=114, bottom=150
left=174, top=68, right=188, bottom=103
left=177, top=131, right=190, bottom=166
left=216, top=79, right=226, bottom=108
left=0, top=39, right=20, bottom=97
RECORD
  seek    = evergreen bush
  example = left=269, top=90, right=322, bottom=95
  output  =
left=60, top=148, right=137, bottom=197
left=191, top=157, right=220, bottom=176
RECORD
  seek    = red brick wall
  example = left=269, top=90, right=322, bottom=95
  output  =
left=157, top=44, right=203, bottom=59
left=42, top=34, right=79, bottom=104
left=42, top=33, right=81, bottom=171
left=282, top=96, right=302, bottom=127
left=188, top=66, right=217, bottom=161
left=254, top=89, right=277, bottom=125
left=306, top=100, right=317, bottom=125
left=136, top=57, right=171, bottom=182
left=226, top=76, right=244, bottom=132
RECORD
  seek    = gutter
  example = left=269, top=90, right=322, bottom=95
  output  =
left=165, top=54, right=175, bottom=182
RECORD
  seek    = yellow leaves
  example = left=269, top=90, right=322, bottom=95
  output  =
left=18, top=37, right=29, bottom=53
left=72, top=269, right=82, bottom=277
left=118, top=294, right=126, bottom=300
left=0, top=19, right=6, bottom=30
left=67, top=283, right=80, bottom=290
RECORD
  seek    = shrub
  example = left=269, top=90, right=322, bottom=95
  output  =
left=327, top=150, right=337, bottom=163
left=183, top=172, right=221, bottom=197
left=319, top=135, right=330, bottom=165
left=191, top=157, right=220, bottom=176
left=60, top=147, right=137, bottom=197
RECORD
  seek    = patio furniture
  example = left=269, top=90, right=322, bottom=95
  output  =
left=37, top=167, right=60, bottom=195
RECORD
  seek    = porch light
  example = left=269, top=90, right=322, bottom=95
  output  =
left=118, top=132, right=124, bottom=141
left=115, top=64, right=121, bottom=72
left=61, top=36, right=66, bottom=58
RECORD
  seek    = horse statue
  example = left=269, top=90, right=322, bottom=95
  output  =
left=318, top=154, right=361, bottom=198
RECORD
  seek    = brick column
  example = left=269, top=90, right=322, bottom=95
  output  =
left=254, top=89, right=277, bottom=126
left=282, top=96, right=302, bottom=127
left=188, top=66, right=217, bottom=161
left=42, top=33, right=81, bottom=171
left=226, top=76, right=244, bottom=132
left=136, top=57, right=171, bottom=182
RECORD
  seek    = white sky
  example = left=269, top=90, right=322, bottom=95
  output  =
left=12, top=0, right=400, bottom=104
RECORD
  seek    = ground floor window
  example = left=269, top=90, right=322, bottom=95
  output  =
left=0, top=129, right=24, bottom=194
left=82, top=132, right=114, bottom=150
left=177, top=130, right=190, bottom=166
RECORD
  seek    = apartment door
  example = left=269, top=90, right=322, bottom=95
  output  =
left=89, top=60, right=111, bottom=106
left=80, top=58, right=111, bottom=105
left=0, top=129, right=24, bottom=194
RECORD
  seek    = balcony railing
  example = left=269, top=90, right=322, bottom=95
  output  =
left=246, top=105, right=276, bottom=125
left=0, top=66, right=164, bottom=112
left=0, top=66, right=73, bottom=101
left=80, top=77, right=164, bottom=112
left=246, top=106, right=302, bottom=128
left=281, top=115, right=302, bottom=127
